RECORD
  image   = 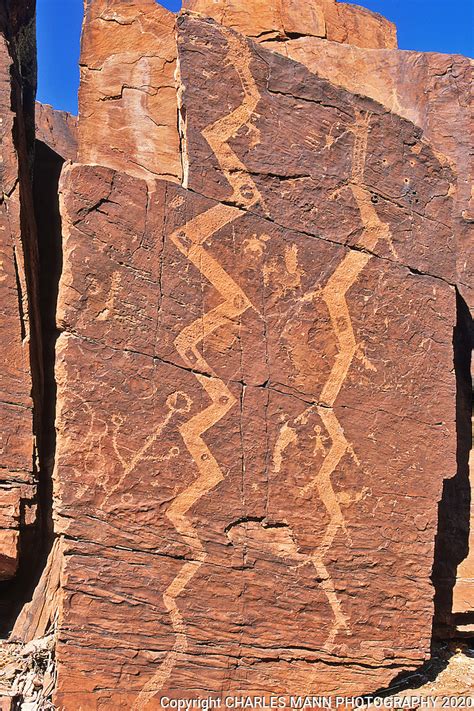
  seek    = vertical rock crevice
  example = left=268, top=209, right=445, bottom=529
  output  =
left=32, top=140, right=63, bottom=557
left=0, top=136, right=64, bottom=707
left=0, top=5, right=63, bottom=705
left=175, top=50, right=189, bottom=189
left=8, top=137, right=65, bottom=631
left=0, top=1, right=44, bottom=636
left=0, top=141, right=63, bottom=635
left=432, top=289, right=473, bottom=638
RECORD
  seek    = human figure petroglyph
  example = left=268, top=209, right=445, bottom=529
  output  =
left=295, top=110, right=391, bottom=651
left=272, top=404, right=364, bottom=650
left=101, top=390, right=192, bottom=510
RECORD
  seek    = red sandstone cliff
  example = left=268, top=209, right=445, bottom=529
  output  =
left=0, top=0, right=472, bottom=707
left=0, top=0, right=41, bottom=598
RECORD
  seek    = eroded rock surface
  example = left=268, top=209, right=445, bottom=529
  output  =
left=35, top=103, right=77, bottom=162
left=78, top=0, right=180, bottom=182
left=0, top=0, right=472, bottom=707
left=47, top=11, right=463, bottom=703
left=0, top=0, right=40, bottom=587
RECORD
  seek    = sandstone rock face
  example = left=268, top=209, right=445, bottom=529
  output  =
left=175, top=2, right=474, bottom=636
left=183, top=0, right=397, bottom=48
left=76, top=0, right=471, bottom=304
left=47, top=7, right=464, bottom=704
left=76, top=0, right=396, bottom=185
left=261, top=38, right=473, bottom=310
left=78, top=0, right=180, bottom=182
left=35, top=102, right=77, bottom=162
left=0, top=0, right=472, bottom=707
left=178, top=17, right=455, bottom=282
left=53, top=142, right=455, bottom=701
left=0, top=1, right=40, bottom=588
left=182, top=2, right=470, bottom=307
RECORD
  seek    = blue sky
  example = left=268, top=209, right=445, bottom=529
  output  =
left=37, top=0, right=474, bottom=115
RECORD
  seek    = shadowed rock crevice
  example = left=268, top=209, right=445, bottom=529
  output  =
left=32, top=139, right=64, bottom=556
left=0, top=139, right=63, bottom=638
left=0, top=2, right=44, bottom=636
left=432, top=289, right=472, bottom=640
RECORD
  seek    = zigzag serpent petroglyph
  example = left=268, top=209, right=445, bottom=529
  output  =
left=299, top=110, right=396, bottom=650
left=201, top=27, right=265, bottom=210
left=133, top=27, right=263, bottom=706
left=135, top=38, right=395, bottom=700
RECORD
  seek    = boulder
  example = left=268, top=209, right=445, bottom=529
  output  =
left=0, top=0, right=471, bottom=705
left=50, top=14, right=460, bottom=702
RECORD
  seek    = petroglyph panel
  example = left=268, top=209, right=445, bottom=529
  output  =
left=54, top=162, right=455, bottom=704
left=178, top=16, right=456, bottom=284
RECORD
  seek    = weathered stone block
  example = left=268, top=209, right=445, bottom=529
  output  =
left=53, top=146, right=455, bottom=702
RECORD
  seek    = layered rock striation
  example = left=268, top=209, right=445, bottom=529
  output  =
left=0, top=0, right=41, bottom=592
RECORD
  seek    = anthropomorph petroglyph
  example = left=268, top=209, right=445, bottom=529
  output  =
left=134, top=47, right=396, bottom=704
left=101, top=390, right=192, bottom=510
left=299, top=109, right=392, bottom=651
